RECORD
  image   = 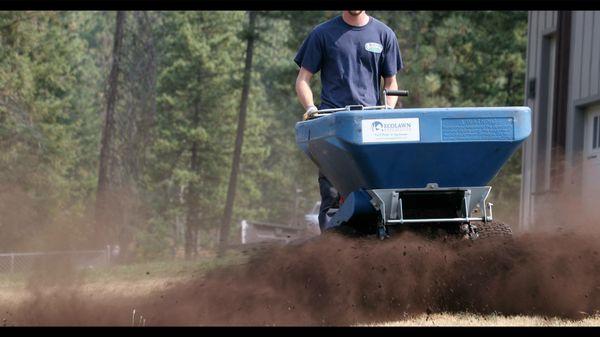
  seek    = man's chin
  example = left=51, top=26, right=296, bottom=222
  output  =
left=348, top=10, right=364, bottom=16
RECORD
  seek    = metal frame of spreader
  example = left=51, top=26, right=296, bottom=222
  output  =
left=366, top=183, right=493, bottom=239
left=306, top=90, right=409, bottom=119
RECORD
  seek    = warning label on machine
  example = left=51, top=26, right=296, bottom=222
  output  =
left=361, top=118, right=420, bottom=143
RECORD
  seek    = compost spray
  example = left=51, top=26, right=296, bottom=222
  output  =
left=2, top=175, right=600, bottom=325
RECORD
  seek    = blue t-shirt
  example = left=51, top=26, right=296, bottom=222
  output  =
left=294, top=16, right=403, bottom=109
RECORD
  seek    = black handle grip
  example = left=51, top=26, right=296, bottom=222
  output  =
left=384, top=89, right=409, bottom=97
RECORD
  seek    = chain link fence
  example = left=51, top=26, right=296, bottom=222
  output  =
left=0, top=247, right=112, bottom=274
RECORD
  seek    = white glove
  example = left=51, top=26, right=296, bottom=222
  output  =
left=303, top=105, right=318, bottom=120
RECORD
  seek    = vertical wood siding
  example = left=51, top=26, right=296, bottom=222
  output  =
left=570, top=11, right=600, bottom=101
left=591, top=11, right=600, bottom=97
left=521, top=11, right=600, bottom=229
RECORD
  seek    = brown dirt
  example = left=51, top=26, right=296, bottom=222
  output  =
left=370, top=313, right=600, bottom=326
left=2, top=227, right=600, bottom=326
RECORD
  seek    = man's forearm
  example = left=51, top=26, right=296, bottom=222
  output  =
left=383, top=76, right=400, bottom=108
left=296, top=68, right=318, bottom=120
left=296, top=79, right=316, bottom=110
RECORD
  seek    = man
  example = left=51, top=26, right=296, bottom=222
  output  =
left=294, top=10, right=404, bottom=231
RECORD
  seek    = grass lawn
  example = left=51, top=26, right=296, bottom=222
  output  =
left=0, top=249, right=249, bottom=306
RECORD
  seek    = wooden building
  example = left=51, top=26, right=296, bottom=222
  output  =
left=520, top=11, right=600, bottom=229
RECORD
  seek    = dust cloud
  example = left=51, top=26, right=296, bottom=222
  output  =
left=1, top=167, right=600, bottom=326
left=3, top=225, right=600, bottom=326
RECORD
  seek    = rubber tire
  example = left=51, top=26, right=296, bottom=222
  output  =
left=474, top=221, right=513, bottom=241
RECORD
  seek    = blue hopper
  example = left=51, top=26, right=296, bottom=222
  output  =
left=295, top=103, right=531, bottom=239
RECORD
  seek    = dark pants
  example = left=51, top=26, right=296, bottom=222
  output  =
left=318, top=172, right=340, bottom=231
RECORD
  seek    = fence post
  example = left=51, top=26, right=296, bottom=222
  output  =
left=10, top=253, right=14, bottom=273
left=106, top=245, right=111, bottom=266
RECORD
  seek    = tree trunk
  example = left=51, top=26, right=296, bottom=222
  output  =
left=185, top=103, right=201, bottom=260
left=122, top=11, right=157, bottom=183
left=218, top=11, right=257, bottom=257
left=95, top=11, right=126, bottom=247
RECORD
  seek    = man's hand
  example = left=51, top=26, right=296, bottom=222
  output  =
left=303, top=105, right=318, bottom=121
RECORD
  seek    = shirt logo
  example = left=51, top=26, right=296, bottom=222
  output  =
left=365, top=42, right=383, bottom=53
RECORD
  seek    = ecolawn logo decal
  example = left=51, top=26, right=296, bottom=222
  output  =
left=362, top=118, right=420, bottom=143
left=365, top=42, right=383, bottom=53
left=371, top=121, right=384, bottom=132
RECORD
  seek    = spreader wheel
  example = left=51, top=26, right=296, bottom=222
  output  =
left=473, top=221, right=513, bottom=240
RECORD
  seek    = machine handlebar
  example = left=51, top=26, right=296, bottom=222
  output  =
left=383, top=89, right=409, bottom=97
left=306, top=89, right=410, bottom=120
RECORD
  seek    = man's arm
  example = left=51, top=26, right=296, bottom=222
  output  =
left=296, top=67, right=315, bottom=109
left=383, top=75, right=401, bottom=108
left=296, top=67, right=318, bottom=120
